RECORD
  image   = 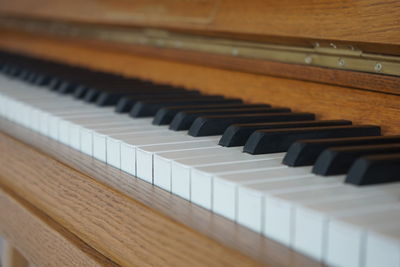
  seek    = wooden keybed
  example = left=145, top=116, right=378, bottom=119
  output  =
left=0, top=1, right=399, bottom=266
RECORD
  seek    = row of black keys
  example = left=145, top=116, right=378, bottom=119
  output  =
left=0, top=51, right=399, bottom=186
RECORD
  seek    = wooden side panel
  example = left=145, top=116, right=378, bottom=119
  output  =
left=0, top=0, right=399, bottom=53
left=0, top=187, right=117, bottom=266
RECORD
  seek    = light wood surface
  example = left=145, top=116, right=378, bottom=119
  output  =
left=0, top=119, right=322, bottom=267
left=0, top=186, right=118, bottom=267
left=0, top=29, right=398, bottom=135
left=1, top=241, right=29, bottom=267
left=0, top=0, right=399, bottom=55
left=92, top=38, right=400, bottom=95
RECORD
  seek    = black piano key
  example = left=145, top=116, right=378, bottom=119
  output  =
left=0, top=61, right=6, bottom=72
left=0, top=63, right=9, bottom=73
left=219, top=120, right=352, bottom=147
left=243, top=125, right=381, bottom=155
left=26, top=72, right=40, bottom=83
left=48, top=78, right=64, bottom=91
left=82, top=87, right=119, bottom=102
left=73, top=85, right=91, bottom=99
left=188, top=112, right=316, bottom=137
left=345, top=154, right=400, bottom=186
left=117, top=95, right=240, bottom=113
left=170, top=107, right=291, bottom=131
left=283, top=135, right=400, bottom=167
left=96, top=89, right=198, bottom=107
left=129, top=97, right=242, bottom=117
left=16, top=69, right=31, bottom=80
left=4, top=64, right=17, bottom=76
left=7, top=65, right=22, bottom=77
left=2, top=65, right=12, bottom=75
left=312, top=143, right=400, bottom=176
left=57, top=81, right=80, bottom=94
left=31, top=73, right=50, bottom=86
left=152, top=103, right=271, bottom=125
left=83, top=85, right=158, bottom=103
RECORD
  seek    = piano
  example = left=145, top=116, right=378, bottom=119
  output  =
left=0, top=1, right=399, bottom=266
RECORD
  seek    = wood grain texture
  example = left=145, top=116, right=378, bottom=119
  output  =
left=0, top=119, right=322, bottom=267
left=93, top=39, right=400, bottom=96
left=1, top=241, right=29, bottom=267
left=0, top=188, right=118, bottom=267
left=0, top=0, right=399, bottom=54
left=0, top=30, right=398, bottom=134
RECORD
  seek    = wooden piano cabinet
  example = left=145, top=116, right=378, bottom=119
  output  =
left=0, top=116, right=322, bottom=267
left=0, top=1, right=398, bottom=264
left=0, top=177, right=117, bottom=266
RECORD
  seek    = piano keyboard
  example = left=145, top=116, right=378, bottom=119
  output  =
left=0, top=51, right=399, bottom=267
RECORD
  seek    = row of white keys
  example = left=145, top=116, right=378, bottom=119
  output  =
left=91, top=124, right=167, bottom=160
left=235, top=170, right=400, bottom=267
left=0, top=77, right=222, bottom=179
left=213, top=167, right=315, bottom=221
left=58, top=112, right=147, bottom=143
left=236, top=172, right=341, bottom=233
left=282, top=183, right=400, bottom=260
left=62, top=115, right=151, bottom=147
left=50, top=112, right=120, bottom=140
left=0, top=85, right=114, bottom=135
left=0, top=80, right=144, bottom=149
left=108, top=132, right=218, bottom=171
left=135, top=139, right=222, bottom=182
left=153, top=146, right=247, bottom=192
left=178, top=153, right=286, bottom=206
left=0, top=76, right=238, bottom=187
left=0, top=85, right=200, bottom=170
left=31, top=106, right=119, bottom=140
left=327, top=206, right=400, bottom=267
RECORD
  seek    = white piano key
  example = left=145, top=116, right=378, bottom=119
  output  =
left=169, top=148, right=249, bottom=198
left=70, top=118, right=153, bottom=149
left=107, top=133, right=215, bottom=169
left=190, top=155, right=284, bottom=209
left=365, top=227, right=400, bottom=267
left=236, top=173, right=338, bottom=233
left=70, top=116, right=150, bottom=146
left=136, top=139, right=220, bottom=183
left=96, top=128, right=176, bottom=168
left=120, top=143, right=136, bottom=175
left=292, top=192, right=400, bottom=261
left=93, top=125, right=166, bottom=161
left=153, top=155, right=175, bottom=190
left=281, top=183, right=400, bottom=260
left=326, top=206, right=400, bottom=267
left=212, top=167, right=311, bottom=220
left=153, top=146, right=238, bottom=192
left=82, top=126, right=163, bottom=156
left=124, top=136, right=219, bottom=181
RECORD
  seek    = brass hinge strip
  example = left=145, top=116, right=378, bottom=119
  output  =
left=0, top=16, right=399, bottom=76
